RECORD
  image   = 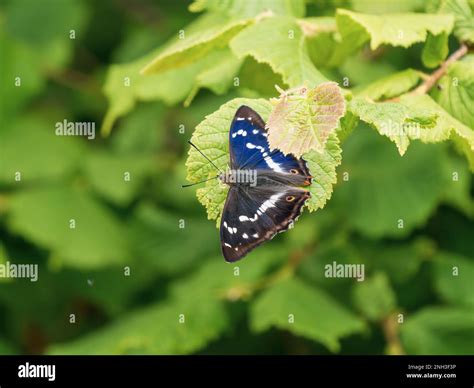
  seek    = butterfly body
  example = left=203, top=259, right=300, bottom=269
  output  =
left=219, top=105, right=312, bottom=262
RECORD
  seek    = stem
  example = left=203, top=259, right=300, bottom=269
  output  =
left=381, top=311, right=405, bottom=355
left=411, top=43, right=468, bottom=96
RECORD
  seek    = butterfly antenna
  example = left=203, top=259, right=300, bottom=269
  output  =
left=188, top=140, right=223, bottom=173
left=181, top=175, right=219, bottom=188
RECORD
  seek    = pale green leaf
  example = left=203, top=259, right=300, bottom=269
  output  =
left=432, top=54, right=474, bottom=129
left=336, top=9, right=454, bottom=50
left=439, top=0, right=474, bottom=43
left=266, top=82, right=345, bottom=156
left=304, top=133, right=342, bottom=212
left=141, top=13, right=252, bottom=74
left=184, top=49, right=243, bottom=107
left=400, top=94, right=474, bottom=169
left=352, top=272, right=397, bottom=321
left=432, top=252, right=474, bottom=307
left=250, top=278, right=366, bottom=352
left=400, top=307, right=474, bottom=355
left=357, top=69, right=423, bottom=101
left=230, top=16, right=327, bottom=88
left=102, top=48, right=230, bottom=135
left=189, top=0, right=306, bottom=18
left=348, top=97, right=438, bottom=155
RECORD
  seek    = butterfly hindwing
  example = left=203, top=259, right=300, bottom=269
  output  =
left=229, top=106, right=310, bottom=177
left=220, top=181, right=310, bottom=262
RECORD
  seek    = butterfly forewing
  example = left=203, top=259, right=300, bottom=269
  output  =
left=229, top=106, right=310, bottom=176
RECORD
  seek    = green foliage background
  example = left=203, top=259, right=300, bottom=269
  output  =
left=0, top=0, right=473, bottom=355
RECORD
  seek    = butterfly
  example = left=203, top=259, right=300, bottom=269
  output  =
left=218, top=105, right=312, bottom=262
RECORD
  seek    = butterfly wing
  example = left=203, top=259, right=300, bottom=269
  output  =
left=229, top=105, right=310, bottom=177
left=220, top=181, right=310, bottom=262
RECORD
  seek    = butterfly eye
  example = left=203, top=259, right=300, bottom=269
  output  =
left=290, top=169, right=299, bottom=174
left=286, top=195, right=295, bottom=202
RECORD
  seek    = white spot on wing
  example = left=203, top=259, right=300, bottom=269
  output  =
left=224, top=243, right=232, bottom=248
left=252, top=129, right=259, bottom=134
left=242, top=233, right=248, bottom=239
left=236, top=117, right=245, bottom=121
left=264, top=155, right=283, bottom=172
left=253, top=233, right=259, bottom=238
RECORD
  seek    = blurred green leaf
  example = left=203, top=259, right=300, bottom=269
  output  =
left=7, top=187, right=129, bottom=269
left=47, top=296, right=229, bottom=355
left=0, top=117, right=84, bottom=184
left=432, top=252, right=474, bottom=307
left=352, top=272, right=397, bottom=321
left=333, top=128, right=453, bottom=238
left=184, top=49, right=243, bottom=106
left=250, top=278, right=366, bottom=352
left=129, top=203, right=217, bottom=275
left=83, top=151, right=151, bottom=206
left=422, top=32, right=449, bottom=68
left=400, top=307, right=474, bottom=354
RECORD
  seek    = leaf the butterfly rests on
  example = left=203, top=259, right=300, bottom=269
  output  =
left=218, top=106, right=312, bottom=262
left=186, top=99, right=342, bottom=260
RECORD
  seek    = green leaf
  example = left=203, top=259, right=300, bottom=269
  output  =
left=400, top=307, right=474, bottom=355
left=357, top=69, right=423, bottom=101
left=186, top=98, right=271, bottom=224
left=102, top=48, right=230, bottom=135
left=185, top=97, right=341, bottom=223
left=7, top=187, right=129, bottom=269
left=432, top=252, right=474, bottom=307
left=230, top=16, right=327, bottom=88
left=336, top=9, right=454, bottom=50
left=184, top=49, right=243, bottom=107
left=266, top=83, right=346, bottom=156
left=141, top=13, right=252, bottom=74
left=47, top=297, right=229, bottom=355
left=422, top=32, right=449, bottom=68
left=399, top=94, right=474, bottom=169
left=129, top=203, right=217, bottom=275
left=352, top=272, right=397, bottom=321
left=303, top=133, right=342, bottom=212
left=46, top=251, right=287, bottom=354
left=189, top=0, right=306, bottom=18
left=348, top=97, right=438, bottom=155
left=432, top=54, right=474, bottom=129
left=0, top=117, right=84, bottom=184
left=333, top=128, right=452, bottom=238
left=439, top=0, right=474, bottom=43
left=250, top=278, right=366, bottom=352
left=82, top=151, right=151, bottom=206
